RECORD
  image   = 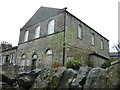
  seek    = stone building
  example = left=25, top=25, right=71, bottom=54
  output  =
left=0, top=7, right=109, bottom=70
left=0, top=41, right=17, bottom=65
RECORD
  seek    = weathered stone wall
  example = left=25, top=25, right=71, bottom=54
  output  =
left=19, top=13, right=64, bottom=44
left=65, top=13, right=109, bottom=58
left=17, top=12, right=65, bottom=69
left=17, top=34, right=64, bottom=70
left=89, top=54, right=108, bottom=67
left=0, top=47, right=17, bottom=65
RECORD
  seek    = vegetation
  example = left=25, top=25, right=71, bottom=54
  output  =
left=66, top=57, right=87, bottom=70
left=66, top=59, right=82, bottom=70
left=51, top=62, right=63, bottom=68
left=113, top=42, right=120, bottom=53
left=101, top=58, right=118, bottom=69
left=49, top=30, right=72, bottom=61
left=49, top=31, right=72, bottom=52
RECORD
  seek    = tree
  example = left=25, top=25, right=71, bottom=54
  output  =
left=114, top=42, right=120, bottom=53
left=49, top=30, right=72, bottom=61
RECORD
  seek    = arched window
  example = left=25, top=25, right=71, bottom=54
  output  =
left=92, top=33, right=95, bottom=45
left=45, top=49, right=53, bottom=66
left=46, top=49, right=53, bottom=55
left=24, top=30, right=29, bottom=42
left=48, top=20, right=55, bottom=34
left=77, top=25, right=82, bottom=39
left=35, top=26, right=40, bottom=38
left=101, top=39, right=104, bottom=50
left=21, top=54, right=26, bottom=69
left=31, top=53, right=38, bottom=70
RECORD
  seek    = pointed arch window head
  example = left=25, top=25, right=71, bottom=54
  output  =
left=78, top=25, right=82, bottom=39
left=21, top=54, right=26, bottom=59
left=48, top=20, right=55, bottom=35
left=92, top=33, right=95, bottom=45
left=101, top=39, right=104, bottom=50
left=32, top=54, right=38, bottom=60
left=24, top=30, right=29, bottom=42
left=46, top=49, right=53, bottom=55
left=35, top=26, right=40, bottom=38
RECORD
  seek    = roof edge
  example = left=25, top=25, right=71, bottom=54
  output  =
left=65, top=10, right=109, bottom=41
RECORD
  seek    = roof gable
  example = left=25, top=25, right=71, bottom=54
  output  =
left=22, top=7, right=64, bottom=29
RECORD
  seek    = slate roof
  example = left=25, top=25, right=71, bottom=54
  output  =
left=22, top=6, right=65, bottom=30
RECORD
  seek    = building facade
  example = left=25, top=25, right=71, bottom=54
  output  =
left=0, top=7, right=109, bottom=70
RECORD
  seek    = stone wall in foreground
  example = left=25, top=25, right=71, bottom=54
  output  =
left=0, top=61, right=120, bottom=89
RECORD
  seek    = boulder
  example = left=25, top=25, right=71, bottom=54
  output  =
left=83, top=68, right=106, bottom=89
left=31, top=67, right=66, bottom=89
left=71, top=66, right=91, bottom=88
left=83, top=62, right=120, bottom=89
left=105, top=62, right=120, bottom=88
left=57, top=68, right=77, bottom=89
left=16, top=69, right=41, bottom=89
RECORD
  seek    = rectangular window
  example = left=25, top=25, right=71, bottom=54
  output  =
left=92, top=33, right=95, bottom=45
left=10, top=53, right=13, bottom=63
left=101, top=39, right=104, bottom=50
left=78, top=25, right=82, bottom=39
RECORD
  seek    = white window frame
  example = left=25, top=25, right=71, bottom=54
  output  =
left=24, top=30, right=29, bottom=42
left=48, top=20, right=55, bottom=35
left=35, top=26, right=40, bottom=38
left=92, top=33, right=95, bottom=45
left=77, top=25, right=82, bottom=39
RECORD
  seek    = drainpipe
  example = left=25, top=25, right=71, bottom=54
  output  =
left=63, top=7, right=67, bottom=65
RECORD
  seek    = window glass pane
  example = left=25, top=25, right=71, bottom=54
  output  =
left=78, top=25, right=82, bottom=39
left=92, top=33, right=95, bottom=45
left=24, top=30, right=29, bottom=42
left=12, top=53, right=15, bottom=64
left=10, top=53, right=13, bottom=63
left=46, top=49, right=52, bottom=55
left=35, top=26, right=40, bottom=38
left=101, top=39, right=104, bottom=49
left=48, top=20, right=55, bottom=34
left=21, top=59, right=26, bottom=68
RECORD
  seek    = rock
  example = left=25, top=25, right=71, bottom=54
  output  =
left=32, top=67, right=66, bottom=89
left=83, top=68, right=106, bottom=89
left=0, top=63, right=19, bottom=80
left=48, top=67, right=67, bottom=88
left=105, top=62, right=120, bottom=88
left=57, top=68, right=77, bottom=89
left=71, top=66, right=91, bottom=88
left=0, top=63, right=19, bottom=89
left=16, top=69, right=41, bottom=89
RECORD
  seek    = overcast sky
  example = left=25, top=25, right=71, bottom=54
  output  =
left=0, top=0, right=119, bottom=52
